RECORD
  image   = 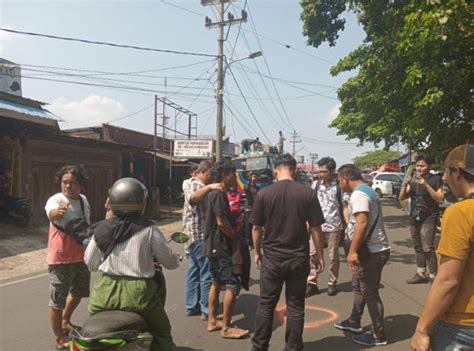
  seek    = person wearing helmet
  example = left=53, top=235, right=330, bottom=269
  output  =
left=85, top=178, right=180, bottom=351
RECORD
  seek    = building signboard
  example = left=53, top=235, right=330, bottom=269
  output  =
left=174, top=139, right=213, bottom=159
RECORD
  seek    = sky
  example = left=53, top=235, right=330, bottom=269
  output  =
left=0, top=0, right=379, bottom=165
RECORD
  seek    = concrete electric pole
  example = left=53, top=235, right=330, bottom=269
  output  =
left=290, top=130, right=301, bottom=156
left=202, top=0, right=248, bottom=162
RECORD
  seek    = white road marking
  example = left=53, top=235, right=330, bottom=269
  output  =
left=0, top=272, right=48, bottom=288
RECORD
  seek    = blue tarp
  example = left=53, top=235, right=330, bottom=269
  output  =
left=0, top=98, right=57, bottom=120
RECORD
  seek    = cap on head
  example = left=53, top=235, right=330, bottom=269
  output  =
left=444, top=143, right=474, bottom=175
left=108, top=177, right=148, bottom=216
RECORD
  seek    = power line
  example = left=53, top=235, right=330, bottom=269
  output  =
left=227, top=65, right=270, bottom=144
left=18, top=60, right=217, bottom=80
left=107, top=103, right=155, bottom=123
left=22, top=67, right=216, bottom=91
left=0, top=27, right=216, bottom=58
left=236, top=63, right=337, bottom=89
left=161, top=0, right=206, bottom=17
left=301, top=136, right=359, bottom=146
left=237, top=29, right=292, bottom=131
left=17, top=74, right=217, bottom=98
left=224, top=100, right=256, bottom=139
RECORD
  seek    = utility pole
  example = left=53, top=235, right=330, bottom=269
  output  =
left=153, top=95, right=158, bottom=188
left=202, top=0, right=248, bottom=161
left=290, top=130, right=301, bottom=156
left=310, top=153, right=318, bottom=174
left=162, top=77, right=168, bottom=152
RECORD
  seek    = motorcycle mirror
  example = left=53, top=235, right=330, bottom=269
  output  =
left=170, top=232, right=189, bottom=244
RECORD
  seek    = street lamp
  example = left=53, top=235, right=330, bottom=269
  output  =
left=215, top=51, right=262, bottom=162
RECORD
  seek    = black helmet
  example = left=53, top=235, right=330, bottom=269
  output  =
left=108, top=178, right=147, bottom=216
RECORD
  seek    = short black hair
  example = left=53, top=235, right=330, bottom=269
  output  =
left=415, top=155, right=434, bottom=166
left=318, top=157, right=336, bottom=171
left=213, top=161, right=236, bottom=182
left=55, top=165, right=89, bottom=186
left=274, top=153, right=297, bottom=171
left=337, top=164, right=363, bottom=181
left=448, top=167, right=474, bottom=183
left=189, top=165, right=199, bottom=176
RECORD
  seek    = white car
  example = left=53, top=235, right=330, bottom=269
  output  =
left=371, top=172, right=404, bottom=197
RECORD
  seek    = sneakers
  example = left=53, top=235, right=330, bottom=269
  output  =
left=327, top=284, right=338, bottom=296
left=186, top=310, right=201, bottom=317
left=334, top=319, right=363, bottom=334
left=305, top=284, right=320, bottom=298
left=352, top=332, right=388, bottom=346
left=406, top=273, right=430, bottom=284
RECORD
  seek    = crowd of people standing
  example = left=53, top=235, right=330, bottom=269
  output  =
left=43, top=143, right=473, bottom=350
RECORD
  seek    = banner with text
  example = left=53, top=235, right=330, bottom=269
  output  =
left=174, top=139, right=213, bottom=159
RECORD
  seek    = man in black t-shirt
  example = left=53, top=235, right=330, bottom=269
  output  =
left=204, top=161, right=249, bottom=339
left=250, top=154, right=325, bottom=351
left=399, top=155, right=444, bottom=284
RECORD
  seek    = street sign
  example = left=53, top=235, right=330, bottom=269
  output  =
left=174, top=139, right=213, bottom=159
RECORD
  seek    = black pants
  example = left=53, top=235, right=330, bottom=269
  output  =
left=252, top=256, right=309, bottom=351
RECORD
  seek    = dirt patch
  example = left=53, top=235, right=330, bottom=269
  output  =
left=0, top=217, right=183, bottom=282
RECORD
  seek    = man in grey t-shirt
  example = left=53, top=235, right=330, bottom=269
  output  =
left=334, top=164, right=391, bottom=347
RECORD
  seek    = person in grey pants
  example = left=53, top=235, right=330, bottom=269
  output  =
left=334, top=164, right=391, bottom=347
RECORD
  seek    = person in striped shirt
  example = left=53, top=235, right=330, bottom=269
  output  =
left=85, top=178, right=180, bottom=351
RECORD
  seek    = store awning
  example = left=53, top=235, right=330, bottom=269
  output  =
left=0, top=98, right=59, bottom=127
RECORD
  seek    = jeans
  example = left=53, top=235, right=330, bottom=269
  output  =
left=308, top=231, right=341, bottom=286
left=409, top=213, right=438, bottom=275
left=252, top=256, right=309, bottom=351
left=431, top=321, right=474, bottom=351
left=185, top=240, right=212, bottom=315
left=350, top=250, right=390, bottom=339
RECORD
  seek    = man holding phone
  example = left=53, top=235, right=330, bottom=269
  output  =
left=399, top=155, right=444, bottom=284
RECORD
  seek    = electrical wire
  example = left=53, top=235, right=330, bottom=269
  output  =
left=18, top=60, right=217, bottom=80
left=245, top=4, right=295, bottom=130
left=161, top=0, right=206, bottom=17
left=227, top=65, right=270, bottom=143
left=107, top=103, right=155, bottom=123
left=0, top=27, right=216, bottom=58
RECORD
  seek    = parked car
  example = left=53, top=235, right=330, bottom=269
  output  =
left=372, top=172, right=404, bottom=197
left=362, top=173, right=374, bottom=186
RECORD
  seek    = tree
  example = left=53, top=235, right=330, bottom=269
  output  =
left=300, top=0, right=473, bottom=155
left=353, top=150, right=401, bottom=169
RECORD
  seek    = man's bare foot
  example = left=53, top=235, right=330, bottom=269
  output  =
left=207, top=320, right=223, bottom=332
left=55, top=336, right=70, bottom=349
left=62, top=322, right=75, bottom=334
left=221, top=326, right=249, bottom=339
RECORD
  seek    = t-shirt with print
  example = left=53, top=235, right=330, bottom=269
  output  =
left=45, top=193, right=90, bottom=265
left=182, top=177, right=207, bottom=243
left=409, top=173, right=442, bottom=215
left=250, top=179, right=325, bottom=260
left=204, top=190, right=233, bottom=258
left=347, top=183, right=390, bottom=254
left=311, top=178, right=343, bottom=233
left=437, top=199, right=474, bottom=326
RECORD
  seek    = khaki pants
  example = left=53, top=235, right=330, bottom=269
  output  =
left=308, top=230, right=341, bottom=286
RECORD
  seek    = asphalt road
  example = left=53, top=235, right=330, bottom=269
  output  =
left=0, top=198, right=432, bottom=351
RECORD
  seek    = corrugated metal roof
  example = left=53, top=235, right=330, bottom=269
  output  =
left=0, top=98, right=56, bottom=120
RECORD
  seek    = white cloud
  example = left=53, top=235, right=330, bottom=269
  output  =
left=0, top=26, right=14, bottom=55
left=327, top=103, right=341, bottom=121
left=49, top=95, right=126, bottom=128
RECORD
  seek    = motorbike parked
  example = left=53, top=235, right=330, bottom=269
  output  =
left=69, top=232, right=189, bottom=351
left=0, top=196, right=31, bottom=227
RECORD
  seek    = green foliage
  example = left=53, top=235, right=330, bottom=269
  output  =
left=353, top=150, right=401, bottom=169
left=300, top=0, right=474, bottom=155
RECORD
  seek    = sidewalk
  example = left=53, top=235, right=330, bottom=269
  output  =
left=0, top=215, right=183, bottom=282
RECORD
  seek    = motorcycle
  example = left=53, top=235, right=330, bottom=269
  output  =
left=69, top=232, right=189, bottom=351
left=0, top=196, right=31, bottom=227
